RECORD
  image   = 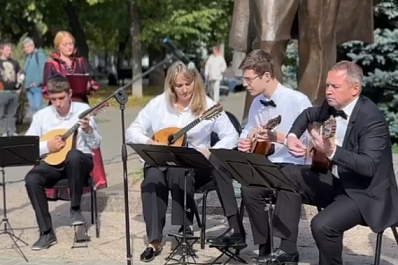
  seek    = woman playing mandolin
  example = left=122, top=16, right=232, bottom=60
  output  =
left=126, top=61, right=243, bottom=263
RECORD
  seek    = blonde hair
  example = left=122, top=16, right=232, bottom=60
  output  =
left=54, top=31, right=75, bottom=49
left=164, top=61, right=207, bottom=117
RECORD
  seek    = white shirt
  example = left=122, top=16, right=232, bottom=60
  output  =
left=126, top=93, right=238, bottom=150
left=328, top=97, right=359, bottom=178
left=241, top=83, right=312, bottom=165
left=25, top=102, right=102, bottom=157
left=205, top=55, right=227, bottom=81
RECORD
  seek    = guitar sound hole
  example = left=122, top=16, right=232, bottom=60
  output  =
left=167, top=135, right=174, bottom=144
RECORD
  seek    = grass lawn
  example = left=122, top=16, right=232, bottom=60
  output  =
left=88, top=85, right=164, bottom=108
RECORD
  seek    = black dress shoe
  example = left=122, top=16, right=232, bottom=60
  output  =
left=178, top=225, right=193, bottom=236
left=206, top=228, right=245, bottom=245
left=262, top=248, right=299, bottom=264
left=140, top=247, right=161, bottom=262
left=71, top=210, right=86, bottom=226
left=31, top=230, right=58, bottom=251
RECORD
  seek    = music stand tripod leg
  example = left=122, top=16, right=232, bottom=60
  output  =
left=165, top=169, right=211, bottom=265
left=266, top=191, right=277, bottom=263
left=0, top=168, right=29, bottom=262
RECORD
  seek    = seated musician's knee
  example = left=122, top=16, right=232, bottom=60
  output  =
left=25, top=173, right=43, bottom=190
left=311, top=213, right=335, bottom=240
left=65, top=149, right=85, bottom=164
left=241, top=186, right=270, bottom=202
left=141, top=169, right=166, bottom=190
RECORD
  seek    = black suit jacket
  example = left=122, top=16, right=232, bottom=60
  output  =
left=289, top=96, right=398, bottom=233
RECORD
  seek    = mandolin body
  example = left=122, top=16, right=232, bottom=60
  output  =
left=250, top=140, right=275, bottom=156
left=152, top=127, right=187, bottom=146
left=41, top=129, right=74, bottom=166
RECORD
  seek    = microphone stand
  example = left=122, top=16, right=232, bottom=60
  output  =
left=94, top=55, right=173, bottom=265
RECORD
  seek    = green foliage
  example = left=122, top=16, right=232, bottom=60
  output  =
left=339, top=0, right=398, bottom=142
left=282, top=41, right=299, bottom=89
left=137, top=0, right=234, bottom=50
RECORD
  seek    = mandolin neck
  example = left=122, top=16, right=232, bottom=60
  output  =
left=171, top=117, right=202, bottom=142
left=61, top=122, right=81, bottom=141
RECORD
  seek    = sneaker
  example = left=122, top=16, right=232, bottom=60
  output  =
left=71, top=210, right=86, bottom=226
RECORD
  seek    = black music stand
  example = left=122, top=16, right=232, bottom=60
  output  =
left=128, top=144, right=212, bottom=265
left=209, top=149, right=300, bottom=265
left=0, top=136, right=40, bottom=262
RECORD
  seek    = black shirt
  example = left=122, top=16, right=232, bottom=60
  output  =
left=0, top=58, right=21, bottom=91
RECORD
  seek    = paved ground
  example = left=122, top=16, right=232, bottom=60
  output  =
left=1, top=91, right=398, bottom=264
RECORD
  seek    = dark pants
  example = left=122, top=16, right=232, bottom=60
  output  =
left=240, top=163, right=291, bottom=247
left=141, top=155, right=239, bottom=243
left=272, top=165, right=366, bottom=265
left=0, top=91, right=19, bottom=136
left=25, top=149, right=93, bottom=233
left=25, top=86, right=43, bottom=114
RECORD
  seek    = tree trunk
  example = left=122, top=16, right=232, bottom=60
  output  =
left=31, top=23, right=43, bottom=48
left=64, top=0, right=89, bottom=59
left=131, top=0, right=143, bottom=97
left=148, top=47, right=165, bottom=86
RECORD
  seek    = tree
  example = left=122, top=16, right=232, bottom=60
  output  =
left=338, top=0, right=398, bottom=141
left=131, top=0, right=143, bottom=97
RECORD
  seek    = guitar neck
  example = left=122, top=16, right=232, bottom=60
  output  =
left=172, top=118, right=201, bottom=141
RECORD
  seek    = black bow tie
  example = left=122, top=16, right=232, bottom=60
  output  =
left=259, top=99, right=276, bottom=108
left=330, top=109, right=348, bottom=120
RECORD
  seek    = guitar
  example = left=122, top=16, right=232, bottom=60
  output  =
left=250, top=115, right=282, bottom=156
left=41, top=102, right=109, bottom=166
left=152, top=103, right=223, bottom=146
left=308, top=117, right=337, bottom=173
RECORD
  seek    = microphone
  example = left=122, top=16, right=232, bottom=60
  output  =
left=163, top=38, right=191, bottom=65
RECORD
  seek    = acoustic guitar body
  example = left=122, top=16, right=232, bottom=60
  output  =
left=152, top=127, right=187, bottom=146
left=310, top=149, right=331, bottom=174
left=307, top=118, right=336, bottom=173
left=250, top=141, right=275, bottom=156
left=41, top=129, right=74, bottom=166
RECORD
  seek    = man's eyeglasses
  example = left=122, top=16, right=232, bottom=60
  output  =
left=242, top=75, right=261, bottom=85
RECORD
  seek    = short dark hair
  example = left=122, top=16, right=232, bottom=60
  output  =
left=47, top=75, right=70, bottom=94
left=238, top=49, right=275, bottom=78
left=0, top=41, right=12, bottom=50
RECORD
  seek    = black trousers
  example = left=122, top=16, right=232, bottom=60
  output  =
left=240, top=163, right=291, bottom=246
left=272, top=165, right=366, bottom=265
left=25, top=149, right=93, bottom=233
left=141, top=155, right=239, bottom=243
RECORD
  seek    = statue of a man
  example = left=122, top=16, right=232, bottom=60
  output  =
left=230, top=0, right=374, bottom=121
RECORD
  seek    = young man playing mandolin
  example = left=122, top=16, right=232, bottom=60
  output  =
left=126, top=61, right=244, bottom=263
left=266, top=61, right=398, bottom=265
left=24, top=75, right=102, bottom=250
left=236, top=49, right=312, bottom=263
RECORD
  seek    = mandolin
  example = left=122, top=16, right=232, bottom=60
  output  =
left=250, top=115, right=282, bottom=156
left=41, top=102, right=109, bottom=166
left=152, top=103, right=223, bottom=146
left=308, top=117, right=337, bottom=173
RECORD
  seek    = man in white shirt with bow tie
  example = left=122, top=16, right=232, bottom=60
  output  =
left=234, top=49, right=312, bottom=263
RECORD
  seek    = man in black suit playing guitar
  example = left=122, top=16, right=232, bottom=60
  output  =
left=265, top=61, right=398, bottom=265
